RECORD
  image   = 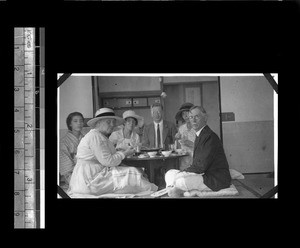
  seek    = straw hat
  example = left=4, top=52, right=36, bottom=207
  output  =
left=87, top=108, right=124, bottom=128
left=122, top=110, right=142, bottom=125
left=175, top=102, right=194, bottom=122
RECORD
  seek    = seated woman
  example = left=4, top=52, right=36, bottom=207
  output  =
left=174, top=103, right=196, bottom=170
left=109, top=110, right=142, bottom=151
left=67, top=108, right=158, bottom=197
left=59, top=112, right=85, bottom=191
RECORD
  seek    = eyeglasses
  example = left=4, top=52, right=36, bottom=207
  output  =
left=189, top=115, right=201, bottom=120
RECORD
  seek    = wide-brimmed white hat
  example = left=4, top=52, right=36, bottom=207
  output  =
left=87, top=108, right=124, bottom=128
left=122, top=110, right=143, bottom=124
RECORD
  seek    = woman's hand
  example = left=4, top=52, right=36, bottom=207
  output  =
left=175, top=132, right=181, bottom=140
left=178, top=139, right=194, bottom=148
left=123, top=146, right=135, bottom=157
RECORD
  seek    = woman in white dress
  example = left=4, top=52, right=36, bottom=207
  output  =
left=174, top=103, right=196, bottom=170
left=109, top=110, right=142, bottom=151
left=68, top=108, right=158, bottom=198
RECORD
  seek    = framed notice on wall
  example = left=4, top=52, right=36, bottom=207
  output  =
left=185, top=86, right=201, bottom=106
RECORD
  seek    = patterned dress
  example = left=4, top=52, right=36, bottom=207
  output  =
left=67, top=129, right=157, bottom=198
left=59, top=130, right=84, bottom=190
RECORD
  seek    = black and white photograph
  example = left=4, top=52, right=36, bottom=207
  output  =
left=57, top=74, right=278, bottom=199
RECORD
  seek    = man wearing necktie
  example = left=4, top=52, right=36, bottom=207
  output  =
left=142, top=103, right=177, bottom=188
left=156, top=123, right=161, bottom=148
left=142, top=103, right=177, bottom=149
left=165, top=106, right=231, bottom=197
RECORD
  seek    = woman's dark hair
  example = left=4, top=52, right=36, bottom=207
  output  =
left=66, top=112, right=84, bottom=131
left=125, top=117, right=138, bottom=126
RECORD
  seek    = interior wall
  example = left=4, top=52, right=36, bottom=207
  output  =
left=58, top=76, right=93, bottom=138
left=221, top=76, right=274, bottom=122
left=220, top=76, right=274, bottom=173
left=163, top=76, right=218, bottom=84
left=202, top=82, right=220, bottom=138
left=97, top=76, right=161, bottom=93
left=163, top=84, right=184, bottom=126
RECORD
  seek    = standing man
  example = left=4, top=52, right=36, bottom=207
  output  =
left=142, top=103, right=177, bottom=149
left=165, top=105, right=232, bottom=197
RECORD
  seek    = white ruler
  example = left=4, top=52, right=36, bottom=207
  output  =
left=14, top=27, right=40, bottom=228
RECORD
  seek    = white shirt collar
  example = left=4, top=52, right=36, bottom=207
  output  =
left=154, top=120, right=163, bottom=127
left=196, top=125, right=206, bottom=137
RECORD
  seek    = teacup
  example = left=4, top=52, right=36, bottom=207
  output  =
left=161, top=151, right=172, bottom=157
left=148, top=152, right=157, bottom=157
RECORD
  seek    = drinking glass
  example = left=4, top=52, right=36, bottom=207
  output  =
left=169, top=144, right=175, bottom=152
left=136, top=143, right=142, bottom=153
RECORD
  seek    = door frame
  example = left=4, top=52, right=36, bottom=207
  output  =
left=217, top=76, right=223, bottom=144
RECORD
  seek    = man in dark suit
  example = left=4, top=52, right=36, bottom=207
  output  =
left=142, top=103, right=177, bottom=188
left=142, top=103, right=177, bottom=149
left=165, top=105, right=231, bottom=197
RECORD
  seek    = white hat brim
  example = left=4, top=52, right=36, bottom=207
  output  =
left=124, top=114, right=142, bottom=121
left=87, top=116, right=124, bottom=128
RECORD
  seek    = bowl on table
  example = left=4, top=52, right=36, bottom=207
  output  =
left=147, top=151, right=157, bottom=157
left=161, top=151, right=172, bottom=157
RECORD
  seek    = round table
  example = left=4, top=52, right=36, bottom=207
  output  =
left=123, top=153, right=188, bottom=188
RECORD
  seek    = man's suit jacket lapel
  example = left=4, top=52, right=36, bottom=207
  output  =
left=193, top=134, right=201, bottom=154
left=149, top=123, right=155, bottom=147
left=193, top=125, right=209, bottom=153
left=162, top=121, right=169, bottom=144
left=148, top=120, right=169, bottom=147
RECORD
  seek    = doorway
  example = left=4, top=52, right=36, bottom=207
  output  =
left=163, top=80, right=222, bottom=140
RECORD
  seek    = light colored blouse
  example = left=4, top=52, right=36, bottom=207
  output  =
left=76, top=129, right=125, bottom=166
left=177, top=123, right=196, bottom=170
left=68, top=129, right=158, bottom=197
left=109, top=127, right=140, bottom=150
left=178, top=123, right=196, bottom=151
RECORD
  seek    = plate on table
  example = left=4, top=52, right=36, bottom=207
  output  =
left=141, top=148, right=160, bottom=152
left=138, top=153, right=150, bottom=159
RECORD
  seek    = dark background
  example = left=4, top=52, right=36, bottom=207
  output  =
left=2, top=0, right=299, bottom=233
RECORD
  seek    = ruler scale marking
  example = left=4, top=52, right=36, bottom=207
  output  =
left=14, top=27, right=40, bottom=229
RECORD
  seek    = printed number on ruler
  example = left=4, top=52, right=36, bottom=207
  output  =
left=14, top=27, right=36, bottom=228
